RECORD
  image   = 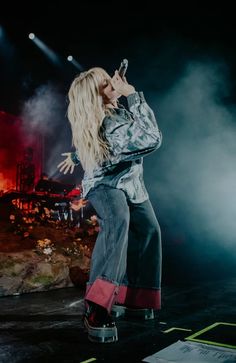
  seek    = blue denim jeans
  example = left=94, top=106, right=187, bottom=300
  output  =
left=85, top=184, right=162, bottom=311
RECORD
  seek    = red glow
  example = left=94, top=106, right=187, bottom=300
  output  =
left=0, top=111, right=43, bottom=192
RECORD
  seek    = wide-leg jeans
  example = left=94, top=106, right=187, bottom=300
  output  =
left=85, top=184, right=162, bottom=313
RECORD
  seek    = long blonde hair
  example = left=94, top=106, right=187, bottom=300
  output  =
left=67, top=67, right=112, bottom=175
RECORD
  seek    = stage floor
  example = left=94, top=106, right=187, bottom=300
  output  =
left=0, top=277, right=235, bottom=362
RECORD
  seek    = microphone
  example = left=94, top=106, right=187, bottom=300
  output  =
left=118, top=59, right=128, bottom=78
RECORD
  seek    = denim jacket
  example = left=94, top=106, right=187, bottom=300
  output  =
left=71, top=91, right=162, bottom=203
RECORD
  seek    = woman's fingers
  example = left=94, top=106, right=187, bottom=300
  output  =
left=63, top=163, right=75, bottom=174
left=57, top=153, right=75, bottom=174
left=67, top=164, right=75, bottom=174
left=115, top=70, right=122, bottom=80
left=112, top=70, right=128, bottom=89
left=123, top=76, right=128, bottom=84
left=58, top=160, right=72, bottom=172
left=110, top=77, right=122, bottom=91
left=59, top=164, right=67, bottom=173
left=63, top=163, right=72, bottom=174
left=57, top=160, right=66, bottom=168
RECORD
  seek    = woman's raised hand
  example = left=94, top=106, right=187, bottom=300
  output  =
left=110, top=70, right=135, bottom=97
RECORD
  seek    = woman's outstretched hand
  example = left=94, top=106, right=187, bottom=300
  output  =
left=57, top=152, right=75, bottom=174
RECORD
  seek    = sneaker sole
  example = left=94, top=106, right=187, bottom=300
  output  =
left=111, top=305, right=156, bottom=320
left=84, top=317, right=118, bottom=343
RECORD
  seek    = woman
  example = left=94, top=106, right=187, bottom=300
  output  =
left=58, top=67, right=162, bottom=343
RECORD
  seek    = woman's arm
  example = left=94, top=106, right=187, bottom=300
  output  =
left=104, top=92, right=162, bottom=162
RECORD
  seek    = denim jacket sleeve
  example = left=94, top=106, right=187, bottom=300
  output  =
left=103, top=91, right=162, bottom=162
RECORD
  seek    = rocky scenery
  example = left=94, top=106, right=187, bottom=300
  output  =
left=0, top=198, right=98, bottom=296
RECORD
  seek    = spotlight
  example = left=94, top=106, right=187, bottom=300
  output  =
left=29, top=35, right=61, bottom=66
left=67, top=55, right=73, bottom=62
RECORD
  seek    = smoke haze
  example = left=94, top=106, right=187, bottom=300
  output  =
left=145, top=60, right=236, bottom=271
left=21, top=83, right=76, bottom=181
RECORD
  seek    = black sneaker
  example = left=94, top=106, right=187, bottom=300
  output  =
left=111, top=304, right=158, bottom=320
left=83, top=303, right=118, bottom=343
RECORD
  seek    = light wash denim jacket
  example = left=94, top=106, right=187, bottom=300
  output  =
left=71, top=91, right=162, bottom=203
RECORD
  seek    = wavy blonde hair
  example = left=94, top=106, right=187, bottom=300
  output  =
left=67, top=67, right=112, bottom=175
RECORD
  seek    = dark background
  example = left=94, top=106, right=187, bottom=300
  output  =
left=1, top=3, right=236, bottom=284
left=1, top=3, right=236, bottom=113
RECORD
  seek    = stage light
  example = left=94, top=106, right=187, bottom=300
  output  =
left=68, top=56, right=83, bottom=71
left=29, top=35, right=61, bottom=66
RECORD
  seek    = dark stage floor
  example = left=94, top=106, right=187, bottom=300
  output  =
left=0, top=277, right=236, bottom=362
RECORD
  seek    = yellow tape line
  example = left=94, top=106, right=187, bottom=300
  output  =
left=185, top=322, right=236, bottom=349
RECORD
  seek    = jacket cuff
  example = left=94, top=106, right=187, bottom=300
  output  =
left=127, top=92, right=141, bottom=108
left=138, top=91, right=146, bottom=103
left=70, top=152, right=80, bottom=165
